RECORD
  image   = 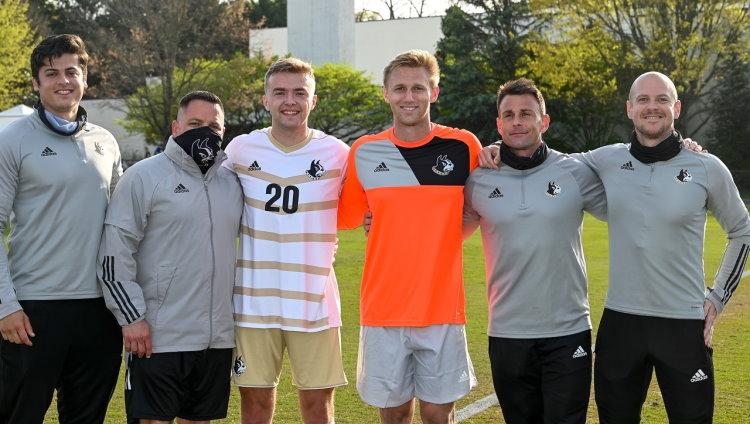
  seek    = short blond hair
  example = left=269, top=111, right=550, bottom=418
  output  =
left=383, top=50, right=439, bottom=88
left=264, top=57, right=315, bottom=91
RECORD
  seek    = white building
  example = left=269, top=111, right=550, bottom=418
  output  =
left=250, top=0, right=443, bottom=83
left=81, top=99, right=149, bottom=162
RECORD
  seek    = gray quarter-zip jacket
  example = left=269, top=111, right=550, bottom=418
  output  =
left=0, top=112, right=122, bottom=319
left=464, top=149, right=607, bottom=338
left=578, top=145, right=750, bottom=319
left=97, top=138, right=243, bottom=353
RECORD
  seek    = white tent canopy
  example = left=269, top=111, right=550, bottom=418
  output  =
left=0, top=104, right=34, bottom=132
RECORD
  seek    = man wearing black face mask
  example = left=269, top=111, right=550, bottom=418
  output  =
left=97, top=91, right=243, bottom=424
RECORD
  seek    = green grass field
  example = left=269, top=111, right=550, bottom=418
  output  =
left=39, top=214, right=748, bottom=423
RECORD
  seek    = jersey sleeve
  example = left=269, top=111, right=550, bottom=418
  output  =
left=337, top=141, right=369, bottom=229
left=462, top=172, right=481, bottom=240
left=222, top=135, right=241, bottom=173
left=110, top=138, right=123, bottom=196
left=0, top=134, right=22, bottom=319
left=467, top=132, right=482, bottom=171
left=97, top=169, right=150, bottom=326
left=703, top=156, right=750, bottom=314
left=560, top=156, right=607, bottom=221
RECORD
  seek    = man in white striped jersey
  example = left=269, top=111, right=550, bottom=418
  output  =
left=223, top=58, right=349, bottom=424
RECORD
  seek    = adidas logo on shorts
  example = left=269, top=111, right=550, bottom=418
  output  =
left=690, top=369, right=708, bottom=383
left=458, top=370, right=469, bottom=383
left=572, top=346, right=587, bottom=358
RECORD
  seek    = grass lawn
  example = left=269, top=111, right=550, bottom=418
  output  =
left=37, top=214, right=749, bottom=423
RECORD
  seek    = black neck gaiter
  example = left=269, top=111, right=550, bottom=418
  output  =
left=500, top=142, right=549, bottom=170
left=629, top=130, right=683, bottom=164
left=35, top=100, right=87, bottom=136
left=173, top=126, right=222, bottom=174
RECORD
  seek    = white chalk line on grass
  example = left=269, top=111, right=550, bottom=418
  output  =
left=455, top=269, right=750, bottom=422
left=456, top=394, right=498, bottom=422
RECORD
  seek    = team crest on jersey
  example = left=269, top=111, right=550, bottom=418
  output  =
left=675, top=169, right=692, bottom=183
left=233, top=356, right=246, bottom=376
left=432, top=155, right=454, bottom=176
left=305, top=159, right=325, bottom=180
left=546, top=181, right=561, bottom=197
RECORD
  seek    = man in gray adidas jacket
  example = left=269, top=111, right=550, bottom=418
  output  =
left=480, top=72, right=750, bottom=423
left=97, top=91, right=243, bottom=423
left=0, top=34, right=123, bottom=423
left=463, top=78, right=606, bottom=424
left=580, top=72, right=750, bottom=423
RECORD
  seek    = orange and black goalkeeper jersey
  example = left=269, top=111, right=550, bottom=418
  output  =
left=338, top=124, right=481, bottom=327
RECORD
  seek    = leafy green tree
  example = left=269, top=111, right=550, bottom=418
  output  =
left=95, top=0, right=249, bottom=137
left=0, top=0, right=36, bottom=110
left=26, top=0, right=250, bottom=99
left=123, top=53, right=273, bottom=145
left=538, top=0, right=750, bottom=137
left=246, top=0, right=287, bottom=27
left=435, top=2, right=544, bottom=144
left=310, top=63, right=391, bottom=144
left=706, top=59, right=750, bottom=194
left=522, top=21, right=629, bottom=151
left=124, top=57, right=389, bottom=146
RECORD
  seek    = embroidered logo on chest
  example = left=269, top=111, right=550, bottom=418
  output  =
left=675, top=169, right=692, bottom=183
left=546, top=181, right=561, bottom=197
left=94, top=141, right=104, bottom=155
left=432, top=154, right=454, bottom=176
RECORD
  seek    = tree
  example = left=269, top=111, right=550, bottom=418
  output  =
left=123, top=57, right=389, bottom=146
left=706, top=59, right=750, bottom=194
left=435, top=2, right=545, bottom=144
left=246, top=0, right=287, bottom=27
left=93, top=0, right=249, bottom=138
left=539, top=0, right=750, bottom=136
left=0, top=0, right=36, bottom=110
left=522, top=21, right=629, bottom=151
left=123, top=53, right=273, bottom=145
left=26, top=0, right=250, bottom=99
left=356, top=9, right=383, bottom=21
left=310, top=63, right=391, bottom=144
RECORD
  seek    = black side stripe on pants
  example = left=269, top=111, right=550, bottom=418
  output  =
left=721, top=243, right=749, bottom=305
left=101, top=255, right=140, bottom=323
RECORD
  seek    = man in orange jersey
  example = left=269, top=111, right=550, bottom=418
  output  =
left=338, top=50, right=480, bottom=424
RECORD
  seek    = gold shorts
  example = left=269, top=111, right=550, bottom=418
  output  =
left=232, top=327, right=347, bottom=390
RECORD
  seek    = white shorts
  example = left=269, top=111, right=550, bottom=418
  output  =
left=356, top=324, right=476, bottom=408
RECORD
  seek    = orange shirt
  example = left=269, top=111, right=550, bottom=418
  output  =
left=338, top=125, right=481, bottom=327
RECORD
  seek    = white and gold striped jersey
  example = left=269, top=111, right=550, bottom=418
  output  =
left=224, top=128, right=349, bottom=332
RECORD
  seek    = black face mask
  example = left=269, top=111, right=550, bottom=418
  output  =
left=173, top=126, right=222, bottom=174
